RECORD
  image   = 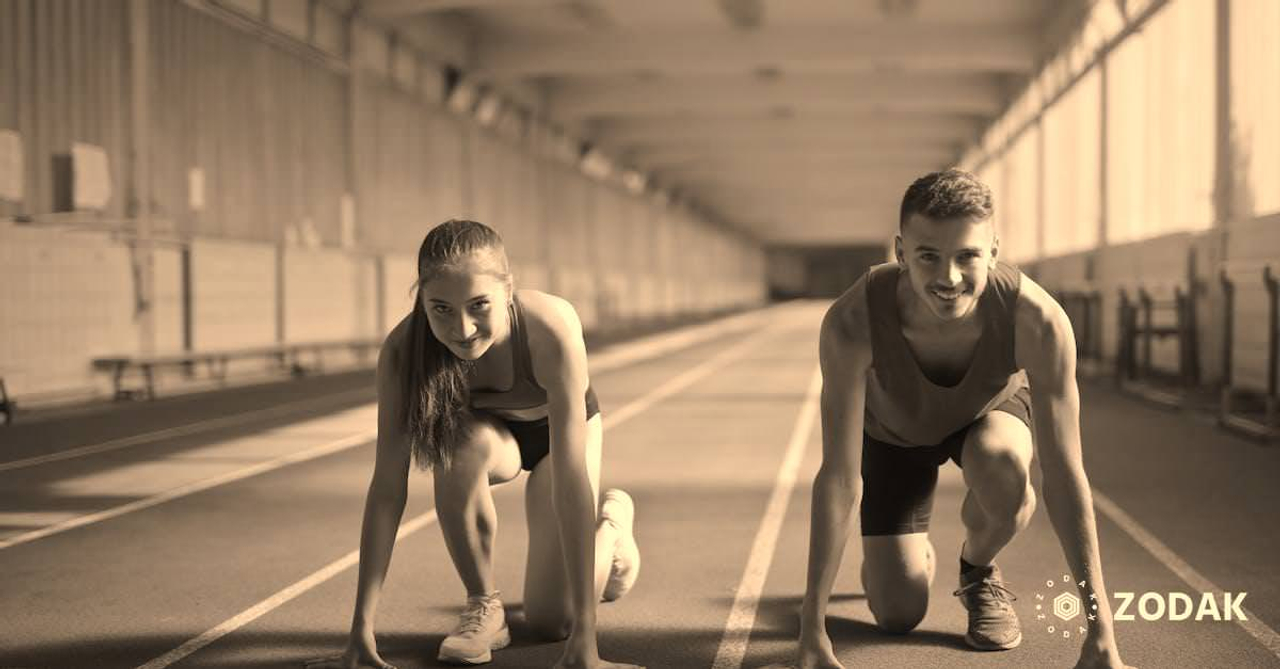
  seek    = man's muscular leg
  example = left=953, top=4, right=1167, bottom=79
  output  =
left=952, top=409, right=1034, bottom=651
left=959, top=411, right=1035, bottom=565
left=861, top=532, right=935, bottom=633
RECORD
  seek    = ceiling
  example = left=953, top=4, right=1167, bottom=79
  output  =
left=355, top=0, right=1092, bottom=246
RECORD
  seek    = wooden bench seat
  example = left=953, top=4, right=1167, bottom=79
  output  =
left=93, top=338, right=381, bottom=400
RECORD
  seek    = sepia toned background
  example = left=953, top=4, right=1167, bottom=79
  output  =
left=1, top=1, right=1278, bottom=668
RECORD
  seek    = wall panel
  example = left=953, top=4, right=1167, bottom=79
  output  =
left=190, top=238, right=276, bottom=350
left=0, top=226, right=135, bottom=399
left=0, top=0, right=131, bottom=220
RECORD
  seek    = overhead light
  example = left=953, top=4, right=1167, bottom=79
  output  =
left=622, top=169, right=647, bottom=195
left=446, top=76, right=478, bottom=115
left=475, top=90, right=503, bottom=127
left=580, top=146, right=613, bottom=180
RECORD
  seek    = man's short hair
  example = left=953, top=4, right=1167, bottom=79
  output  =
left=899, top=169, right=994, bottom=231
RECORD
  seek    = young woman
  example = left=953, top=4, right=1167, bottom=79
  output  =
left=306, top=220, right=642, bottom=669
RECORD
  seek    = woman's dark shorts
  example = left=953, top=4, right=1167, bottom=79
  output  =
left=498, top=387, right=601, bottom=472
left=860, top=387, right=1032, bottom=536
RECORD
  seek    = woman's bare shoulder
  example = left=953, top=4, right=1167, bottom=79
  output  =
left=515, top=289, right=583, bottom=352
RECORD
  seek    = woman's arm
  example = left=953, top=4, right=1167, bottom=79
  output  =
left=307, top=336, right=412, bottom=669
left=350, top=340, right=413, bottom=637
left=526, top=295, right=598, bottom=655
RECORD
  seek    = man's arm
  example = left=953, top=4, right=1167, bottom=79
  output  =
left=1018, top=279, right=1129, bottom=667
left=799, top=293, right=872, bottom=666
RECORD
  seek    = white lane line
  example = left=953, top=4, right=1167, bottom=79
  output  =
left=712, top=366, right=822, bottom=669
left=1, top=315, right=791, bottom=553
left=135, top=509, right=439, bottom=669
left=0, top=387, right=374, bottom=473
left=603, top=324, right=784, bottom=429
left=134, top=316, right=790, bottom=669
left=0, top=431, right=375, bottom=551
left=1093, top=491, right=1280, bottom=660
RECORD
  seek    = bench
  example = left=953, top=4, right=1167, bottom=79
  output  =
left=1114, top=281, right=1200, bottom=406
left=93, top=338, right=382, bottom=400
left=1053, top=285, right=1104, bottom=363
left=0, top=375, right=11, bottom=426
left=1218, top=260, right=1279, bottom=441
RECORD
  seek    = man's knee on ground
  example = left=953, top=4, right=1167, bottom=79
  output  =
left=524, top=606, right=572, bottom=641
left=870, top=600, right=927, bottom=634
left=865, top=571, right=930, bottom=634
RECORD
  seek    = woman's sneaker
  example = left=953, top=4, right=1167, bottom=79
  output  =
left=437, top=591, right=510, bottom=665
left=600, top=489, right=640, bottom=602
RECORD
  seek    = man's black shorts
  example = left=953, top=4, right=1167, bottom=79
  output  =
left=860, top=387, right=1032, bottom=536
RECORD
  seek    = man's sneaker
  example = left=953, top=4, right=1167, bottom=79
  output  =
left=953, top=564, right=1022, bottom=650
left=437, top=591, right=510, bottom=665
left=600, top=489, right=640, bottom=602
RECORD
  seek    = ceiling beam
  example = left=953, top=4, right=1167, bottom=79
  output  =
left=592, top=115, right=983, bottom=147
left=725, top=211, right=898, bottom=243
left=548, top=73, right=1007, bottom=119
left=360, top=0, right=546, bottom=19
left=666, top=166, right=928, bottom=186
left=630, top=146, right=956, bottom=170
left=394, top=13, right=474, bottom=66
left=473, top=25, right=1039, bottom=78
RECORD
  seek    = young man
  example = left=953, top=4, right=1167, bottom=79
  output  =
left=795, top=170, right=1133, bottom=668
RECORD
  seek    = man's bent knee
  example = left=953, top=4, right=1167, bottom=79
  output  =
left=525, top=608, right=572, bottom=641
left=871, top=602, right=927, bottom=634
left=864, top=569, right=930, bottom=634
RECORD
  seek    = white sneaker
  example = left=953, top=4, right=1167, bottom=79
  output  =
left=600, top=489, right=640, bottom=602
left=437, top=592, right=511, bottom=665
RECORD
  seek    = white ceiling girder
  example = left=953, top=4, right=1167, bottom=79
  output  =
left=731, top=212, right=898, bottom=245
left=593, top=115, right=983, bottom=146
left=548, top=73, right=1007, bottom=119
left=630, top=146, right=957, bottom=170
left=666, top=166, right=930, bottom=187
left=648, top=151, right=952, bottom=172
left=473, top=26, right=1039, bottom=78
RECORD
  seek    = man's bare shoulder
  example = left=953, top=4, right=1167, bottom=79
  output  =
left=1014, top=272, right=1075, bottom=369
left=821, top=274, right=873, bottom=365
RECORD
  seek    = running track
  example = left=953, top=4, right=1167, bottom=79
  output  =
left=2, top=302, right=1278, bottom=668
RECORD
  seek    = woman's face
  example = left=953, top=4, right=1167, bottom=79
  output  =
left=419, top=254, right=511, bottom=361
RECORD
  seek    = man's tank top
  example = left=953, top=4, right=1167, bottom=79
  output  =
left=469, top=295, right=597, bottom=421
left=863, top=261, right=1027, bottom=447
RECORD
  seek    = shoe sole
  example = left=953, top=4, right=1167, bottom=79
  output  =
left=963, top=629, right=1022, bottom=651
left=601, top=490, right=639, bottom=602
left=602, top=533, right=640, bottom=602
left=437, top=625, right=512, bottom=665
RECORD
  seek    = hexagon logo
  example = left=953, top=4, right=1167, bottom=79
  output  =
left=1054, top=592, right=1082, bottom=621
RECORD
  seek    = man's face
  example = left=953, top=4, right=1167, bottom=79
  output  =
left=895, top=213, right=999, bottom=323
